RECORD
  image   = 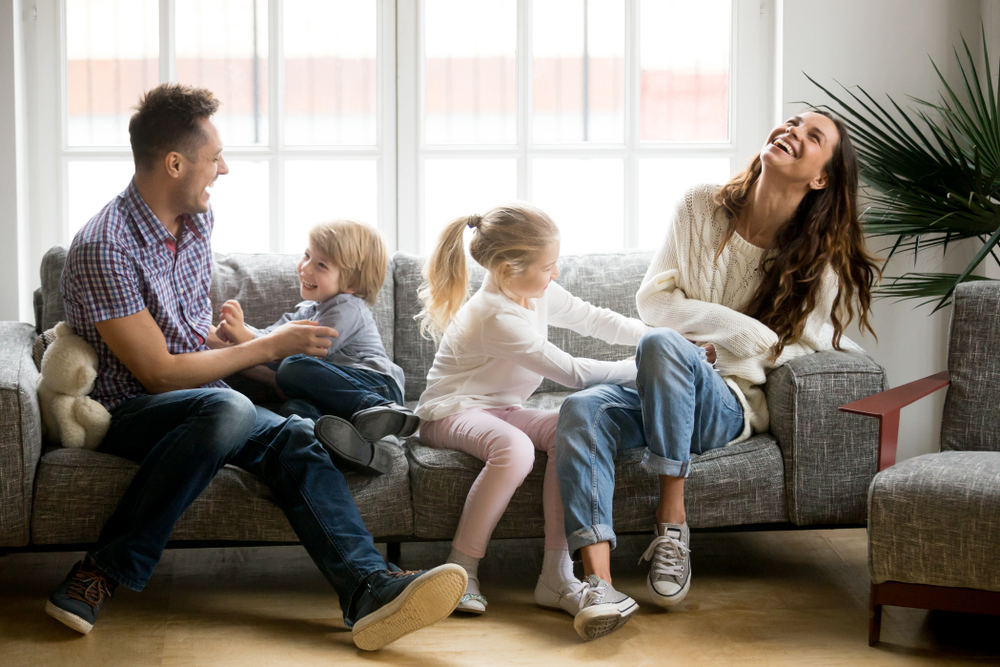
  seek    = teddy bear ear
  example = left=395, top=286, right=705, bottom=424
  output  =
left=54, top=321, right=74, bottom=338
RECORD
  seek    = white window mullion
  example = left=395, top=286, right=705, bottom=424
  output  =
left=270, top=0, right=283, bottom=253
left=396, top=0, right=420, bottom=252
left=378, top=0, right=397, bottom=252
left=624, top=0, right=639, bottom=248
left=159, top=0, right=176, bottom=83
left=518, top=0, right=531, bottom=200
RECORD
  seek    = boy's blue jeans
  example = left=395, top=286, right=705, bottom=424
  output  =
left=88, top=388, right=388, bottom=622
left=275, top=355, right=403, bottom=422
left=555, top=328, right=745, bottom=557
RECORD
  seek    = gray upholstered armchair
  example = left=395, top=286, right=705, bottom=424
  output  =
left=840, top=280, right=1000, bottom=646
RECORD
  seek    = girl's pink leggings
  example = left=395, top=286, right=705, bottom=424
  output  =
left=419, top=406, right=567, bottom=558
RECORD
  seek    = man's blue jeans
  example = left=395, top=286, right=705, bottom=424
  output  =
left=275, top=355, right=403, bottom=422
left=88, top=388, right=388, bottom=622
left=555, top=328, right=745, bottom=557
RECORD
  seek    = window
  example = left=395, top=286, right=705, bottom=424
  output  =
left=31, top=0, right=771, bottom=262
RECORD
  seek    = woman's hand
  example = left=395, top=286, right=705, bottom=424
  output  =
left=701, top=343, right=717, bottom=365
left=218, top=299, right=255, bottom=345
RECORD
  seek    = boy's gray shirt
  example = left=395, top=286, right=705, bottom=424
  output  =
left=246, top=293, right=405, bottom=396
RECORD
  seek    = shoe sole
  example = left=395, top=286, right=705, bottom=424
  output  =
left=352, top=408, right=420, bottom=442
left=647, top=571, right=691, bottom=608
left=45, top=600, right=94, bottom=635
left=352, top=564, right=467, bottom=651
left=573, top=598, right=638, bottom=641
left=314, top=416, right=392, bottom=476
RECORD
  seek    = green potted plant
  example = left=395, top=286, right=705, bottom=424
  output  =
left=809, top=28, right=999, bottom=311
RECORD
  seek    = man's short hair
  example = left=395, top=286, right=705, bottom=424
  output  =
left=129, top=83, right=220, bottom=171
left=309, top=220, right=389, bottom=307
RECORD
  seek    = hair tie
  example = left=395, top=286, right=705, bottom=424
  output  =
left=467, top=214, right=482, bottom=230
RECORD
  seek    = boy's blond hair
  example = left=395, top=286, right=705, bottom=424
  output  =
left=308, top=220, right=388, bottom=307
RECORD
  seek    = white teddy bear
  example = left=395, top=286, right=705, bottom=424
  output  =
left=37, top=321, right=111, bottom=449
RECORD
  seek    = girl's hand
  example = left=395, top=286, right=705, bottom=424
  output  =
left=702, top=343, right=717, bottom=365
left=218, top=299, right=254, bottom=345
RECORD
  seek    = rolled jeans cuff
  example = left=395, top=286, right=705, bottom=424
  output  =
left=641, top=449, right=690, bottom=478
left=567, top=523, right=617, bottom=560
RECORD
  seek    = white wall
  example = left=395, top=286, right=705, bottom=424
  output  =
left=0, top=0, right=27, bottom=323
left=782, top=0, right=984, bottom=462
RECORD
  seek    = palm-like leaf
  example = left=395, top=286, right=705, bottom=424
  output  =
left=807, top=27, right=1000, bottom=310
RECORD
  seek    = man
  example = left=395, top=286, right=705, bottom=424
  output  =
left=45, top=83, right=465, bottom=652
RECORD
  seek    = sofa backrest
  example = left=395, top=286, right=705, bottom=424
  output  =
left=36, top=246, right=396, bottom=360
left=941, top=280, right=1000, bottom=452
left=392, top=251, right=653, bottom=401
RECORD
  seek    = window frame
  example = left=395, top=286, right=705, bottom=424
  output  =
left=397, top=0, right=775, bottom=253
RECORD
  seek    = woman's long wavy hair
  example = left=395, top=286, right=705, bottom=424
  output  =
left=715, top=110, right=879, bottom=358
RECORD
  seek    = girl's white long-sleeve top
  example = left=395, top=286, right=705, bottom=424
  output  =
left=635, top=183, right=863, bottom=443
left=415, top=275, right=650, bottom=422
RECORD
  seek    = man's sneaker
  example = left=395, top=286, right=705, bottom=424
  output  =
left=641, top=522, right=691, bottom=608
left=572, top=575, right=638, bottom=641
left=351, top=403, right=420, bottom=442
left=315, top=415, right=393, bottom=475
left=534, top=577, right=586, bottom=616
left=45, top=560, right=117, bottom=634
left=350, top=564, right=467, bottom=651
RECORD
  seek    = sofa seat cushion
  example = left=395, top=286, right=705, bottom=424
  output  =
left=869, top=451, right=1000, bottom=591
left=408, top=425, right=788, bottom=540
left=30, top=443, right=414, bottom=544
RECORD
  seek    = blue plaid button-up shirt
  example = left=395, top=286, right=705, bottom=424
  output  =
left=62, top=179, right=228, bottom=409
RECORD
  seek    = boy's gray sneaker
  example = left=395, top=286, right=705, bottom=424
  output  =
left=351, top=403, right=420, bottom=442
left=45, top=560, right=117, bottom=634
left=314, top=415, right=393, bottom=475
left=641, top=522, right=691, bottom=608
left=572, top=575, right=638, bottom=640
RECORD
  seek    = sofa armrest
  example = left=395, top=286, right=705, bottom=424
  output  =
left=840, top=371, right=950, bottom=472
left=0, top=322, right=42, bottom=547
left=764, top=350, right=888, bottom=526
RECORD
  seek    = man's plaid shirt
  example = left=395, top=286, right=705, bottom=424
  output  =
left=61, top=179, right=228, bottom=409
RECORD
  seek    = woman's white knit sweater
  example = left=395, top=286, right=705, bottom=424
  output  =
left=416, top=275, right=650, bottom=422
left=636, top=183, right=860, bottom=443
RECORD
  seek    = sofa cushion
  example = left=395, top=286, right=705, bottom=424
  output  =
left=30, top=443, right=414, bottom=544
left=941, top=281, right=1000, bottom=453
left=392, top=251, right=653, bottom=402
left=868, top=451, right=1000, bottom=591
left=408, top=388, right=788, bottom=541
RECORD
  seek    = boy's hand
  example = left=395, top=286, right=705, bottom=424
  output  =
left=268, top=320, right=339, bottom=360
left=205, top=324, right=232, bottom=349
left=218, top=299, right=254, bottom=345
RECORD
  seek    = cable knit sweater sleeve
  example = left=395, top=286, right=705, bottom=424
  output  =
left=546, top=281, right=650, bottom=346
left=634, top=188, right=781, bottom=358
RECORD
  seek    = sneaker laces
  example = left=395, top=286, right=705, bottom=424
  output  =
left=579, top=580, right=606, bottom=609
left=66, top=567, right=114, bottom=609
left=640, top=533, right=690, bottom=578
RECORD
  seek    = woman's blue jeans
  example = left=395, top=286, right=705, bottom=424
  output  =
left=275, top=355, right=403, bottom=422
left=555, top=328, right=745, bottom=556
left=88, top=388, right=388, bottom=621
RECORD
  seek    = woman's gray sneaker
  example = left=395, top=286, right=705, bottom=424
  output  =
left=350, top=403, right=420, bottom=442
left=642, top=522, right=691, bottom=607
left=572, top=575, right=638, bottom=640
left=314, top=415, right=394, bottom=475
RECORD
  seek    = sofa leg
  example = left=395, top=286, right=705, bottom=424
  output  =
left=869, top=590, right=882, bottom=646
left=386, top=542, right=401, bottom=565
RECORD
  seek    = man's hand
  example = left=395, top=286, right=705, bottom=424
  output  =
left=218, top=299, right=254, bottom=345
left=205, top=324, right=231, bottom=350
left=267, top=320, right=338, bottom=360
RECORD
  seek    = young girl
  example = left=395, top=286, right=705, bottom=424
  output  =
left=415, top=202, right=650, bottom=615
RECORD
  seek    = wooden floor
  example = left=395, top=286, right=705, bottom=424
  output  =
left=1, top=529, right=997, bottom=666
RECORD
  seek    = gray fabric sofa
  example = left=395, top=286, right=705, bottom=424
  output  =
left=0, top=246, right=888, bottom=551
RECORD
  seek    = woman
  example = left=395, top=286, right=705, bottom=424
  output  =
left=553, top=110, right=879, bottom=641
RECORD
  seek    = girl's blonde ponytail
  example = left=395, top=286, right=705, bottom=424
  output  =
left=417, top=215, right=477, bottom=338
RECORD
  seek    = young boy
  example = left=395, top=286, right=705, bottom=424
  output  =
left=219, top=220, right=418, bottom=475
